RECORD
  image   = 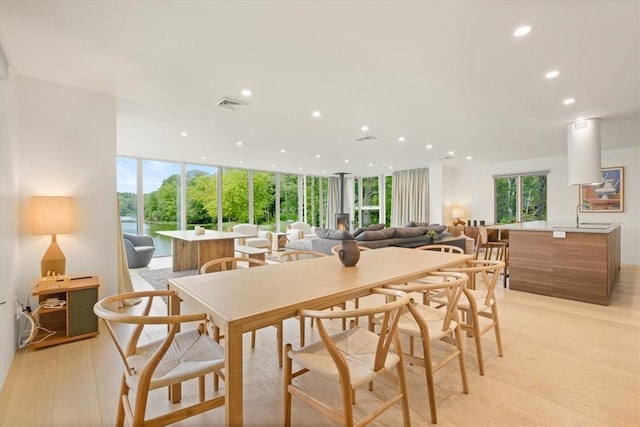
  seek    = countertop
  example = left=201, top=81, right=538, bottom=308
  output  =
left=493, top=221, right=620, bottom=234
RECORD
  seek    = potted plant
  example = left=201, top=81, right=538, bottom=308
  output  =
left=426, top=229, right=438, bottom=242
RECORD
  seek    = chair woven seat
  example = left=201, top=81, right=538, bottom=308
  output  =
left=396, top=304, right=459, bottom=341
left=127, top=329, right=225, bottom=391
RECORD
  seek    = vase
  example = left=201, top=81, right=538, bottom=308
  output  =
left=337, top=240, right=360, bottom=267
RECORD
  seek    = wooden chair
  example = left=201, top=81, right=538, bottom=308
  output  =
left=278, top=250, right=328, bottom=346
left=431, top=259, right=505, bottom=375
left=474, top=227, right=509, bottom=287
left=284, top=288, right=411, bottom=427
left=200, top=257, right=284, bottom=370
left=413, top=244, right=465, bottom=304
left=94, top=290, right=225, bottom=427
left=381, top=272, right=469, bottom=424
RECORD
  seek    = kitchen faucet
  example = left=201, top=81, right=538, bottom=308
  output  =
left=576, top=202, right=592, bottom=227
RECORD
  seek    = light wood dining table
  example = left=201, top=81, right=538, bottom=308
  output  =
left=167, top=246, right=473, bottom=426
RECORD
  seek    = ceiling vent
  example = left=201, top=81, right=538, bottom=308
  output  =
left=355, top=134, right=377, bottom=142
left=216, top=97, right=248, bottom=110
left=438, top=155, right=453, bottom=160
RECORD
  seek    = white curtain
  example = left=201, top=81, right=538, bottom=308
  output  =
left=391, top=168, right=429, bottom=227
left=326, top=177, right=340, bottom=228
left=116, top=197, right=140, bottom=305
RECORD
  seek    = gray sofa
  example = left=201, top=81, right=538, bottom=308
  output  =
left=285, top=223, right=465, bottom=255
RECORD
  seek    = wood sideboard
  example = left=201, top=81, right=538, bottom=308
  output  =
left=506, top=224, right=621, bottom=305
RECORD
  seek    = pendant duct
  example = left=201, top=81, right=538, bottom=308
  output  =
left=567, top=118, right=602, bottom=186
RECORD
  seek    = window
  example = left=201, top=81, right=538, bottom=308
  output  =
left=222, top=167, right=249, bottom=230
left=185, top=164, right=217, bottom=230
left=494, top=172, right=547, bottom=223
left=279, top=173, right=299, bottom=230
left=143, top=160, right=181, bottom=256
left=117, top=157, right=138, bottom=234
left=358, top=176, right=381, bottom=227
left=253, top=171, right=276, bottom=231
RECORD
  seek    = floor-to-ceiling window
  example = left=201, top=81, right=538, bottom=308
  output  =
left=359, top=176, right=380, bottom=226
left=253, top=171, right=276, bottom=231
left=185, top=164, right=217, bottom=230
left=143, top=160, right=181, bottom=256
left=494, top=172, right=547, bottom=223
left=117, top=157, right=138, bottom=234
left=385, top=175, right=392, bottom=227
left=279, top=173, right=299, bottom=230
left=305, top=176, right=325, bottom=227
left=222, top=167, right=249, bottom=230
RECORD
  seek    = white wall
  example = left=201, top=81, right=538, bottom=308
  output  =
left=0, top=76, right=118, bottom=387
left=440, top=146, right=639, bottom=265
left=0, top=68, right=20, bottom=387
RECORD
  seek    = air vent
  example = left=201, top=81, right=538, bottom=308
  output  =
left=438, top=155, right=453, bottom=160
left=216, top=97, right=248, bottom=110
left=355, top=134, right=377, bottom=142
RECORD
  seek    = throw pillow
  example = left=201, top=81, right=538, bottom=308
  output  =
left=355, top=227, right=395, bottom=241
left=413, top=221, right=431, bottom=228
left=315, top=228, right=355, bottom=240
left=404, top=221, right=417, bottom=227
left=427, top=224, right=447, bottom=234
left=393, top=226, right=428, bottom=238
left=353, top=223, right=385, bottom=237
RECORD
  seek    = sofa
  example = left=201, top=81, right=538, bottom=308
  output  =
left=285, top=223, right=465, bottom=255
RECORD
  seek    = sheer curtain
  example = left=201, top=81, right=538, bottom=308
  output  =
left=326, top=176, right=340, bottom=229
left=391, top=168, right=429, bottom=227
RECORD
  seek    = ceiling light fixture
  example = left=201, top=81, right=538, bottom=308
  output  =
left=576, top=116, right=587, bottom=121
left=361, top=126, right=369, bottom=131
left=398, top=136, right=405, bottom=142
left=241, top=89, right=252, bottom=97
left=426, top=145, right=433, bottom=149
left=344, top=159, right=349, bottom=163
left=369, top=163, right=373, bottom=167
left=180, top=132, right=189, bottom=137
left=448, top=151, right=455, bottom=155
left=466, top=156, right=472, bottom=160
left=280, top=149, right=286, bottom=153
left=514, top=25, right=531, bottom=37
left=388, top=166, right=393, bottom=170
left=239, top=160, right=243, bottom=164
left=315, top=154, right=321, bottom=158
left=545, top=70, right=560, bottom=79
left=236, top=141, right=243, bottom=146
left=563, top=98, right=576, bottom=105
left=312, top=110, right=321, bottom=118
left=201, top=156, right=205, bottom=160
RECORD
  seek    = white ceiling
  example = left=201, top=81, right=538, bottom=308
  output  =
left=1, top=1, right=639, bottom=176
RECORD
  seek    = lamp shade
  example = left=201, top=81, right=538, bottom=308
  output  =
left=451, top=208, right=465, bottom=219
left=567, top=118, right=602, bottom=186
left=29, top=196, right=76, bottom=235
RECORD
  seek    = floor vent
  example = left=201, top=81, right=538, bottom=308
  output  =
left=216, top=97, right=248, bottom=110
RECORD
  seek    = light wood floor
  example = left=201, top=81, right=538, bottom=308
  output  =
left=1, top=262, right=638, bottom=426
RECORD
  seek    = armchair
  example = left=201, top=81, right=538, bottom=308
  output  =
left=122, top=233, right=155, bottom=268
left=231, top=223, right=272, bottom=252
left=286, top=221, right=317, bottom=240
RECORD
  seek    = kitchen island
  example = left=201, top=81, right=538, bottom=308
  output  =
left=496, top=221, right=621, bottom=305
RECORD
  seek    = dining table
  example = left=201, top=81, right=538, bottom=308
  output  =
left=167, top=246, right=473, bottom=426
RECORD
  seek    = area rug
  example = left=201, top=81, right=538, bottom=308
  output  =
left=138, top=268, right=199, bottom=292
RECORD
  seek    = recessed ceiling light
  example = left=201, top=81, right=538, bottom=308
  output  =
left=466, top=156, right=472, bottom=160
left=201, top=156, right=205, bottom=160
left=315, top=154, right=321, bottom=158
left=344, top=159, right=350, bottom=163
left=241, top=89, right=252, bottom=97
left=322, top=170, right=326, bottom=174
left=545, top=70, right=560, bottom=79
left=312, top=110, right=321, bottom=118
left=563, top=98, right=576, bottom=105
left=180, top=132, right=189, bottom=137
left=280, top=149, right=286, bottom=153
left=576, top=116, right=587, bottom=121
left=236, top=141, right=243, bottom=146
left=426, top=145, right=433, bottom=149
left=271, top=164, right=276, bottom=168
left=513, top=25, right=531, bottom=37
left=239, top=160, right=243, bottom=164
left=298, top=168, right=302, bottom=171
left=369, top=163, right=373, bottom=167
left=398, top=136, right=406, bottom=142
left=388, top=166, right=393, bottom=170
left=448, top=151, right=455, bottom=155
left=361, top=126, right=369, bottom=132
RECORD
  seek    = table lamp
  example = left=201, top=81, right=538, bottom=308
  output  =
left=29, top=196, right=76, bottom=277
left=452, top=208, right=466, bottom=226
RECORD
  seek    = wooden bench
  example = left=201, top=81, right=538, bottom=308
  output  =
left=234, top=245, right=269, bottom=261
